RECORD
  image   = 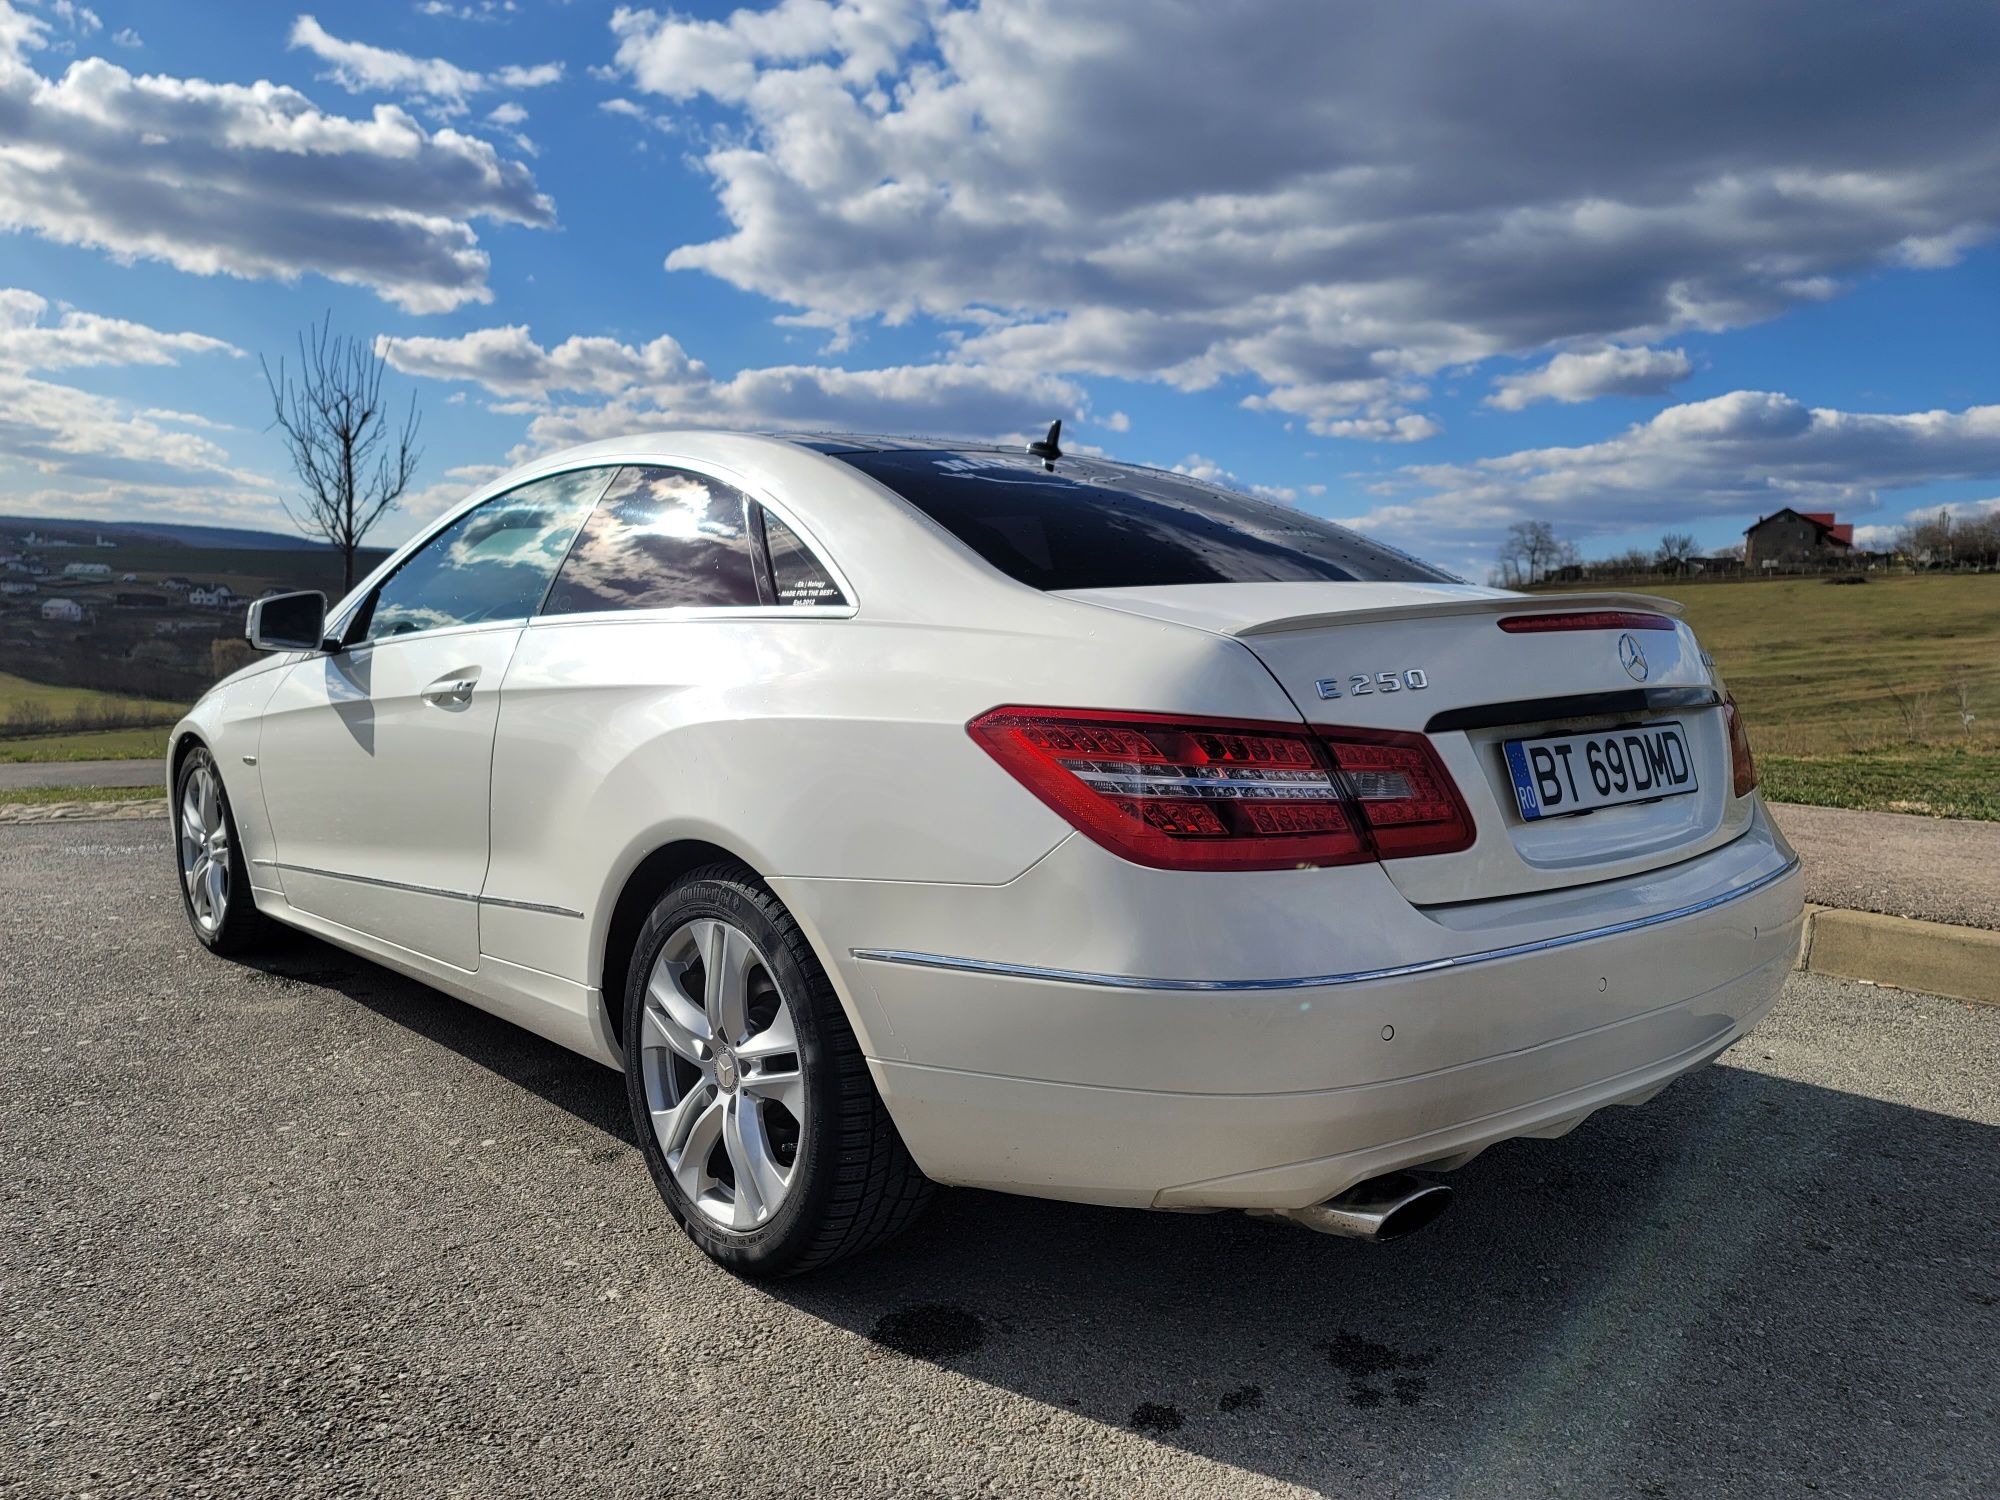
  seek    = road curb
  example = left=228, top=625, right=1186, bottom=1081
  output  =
left=1798, top=903, right=2000, bottom=1006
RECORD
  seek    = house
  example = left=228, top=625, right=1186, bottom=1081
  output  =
left=0, top=580, right=36, bottom=596
left=40, top=596, right=85, bottom=623
left=189, top=583, right=236, bottom=607
left=159, top=576, right=193, bottom=593
left=62, top=561, right=112, bottom=578
left=1743, top=508, right=1854, bottom=569
left=120, top=572, right=138, bottom=583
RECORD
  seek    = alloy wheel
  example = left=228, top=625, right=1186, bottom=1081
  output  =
left=178, top=763, right=230, bottom=936
left=639, top=918, right=805, bottom=1232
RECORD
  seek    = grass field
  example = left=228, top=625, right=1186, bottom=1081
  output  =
left=0, top=671, right=185, bottom=725
left=1545, top=574, right=2000, bottom=819
left=0, top=784, right=164, bottom=807
left=0, top=726, right=173, bottom=762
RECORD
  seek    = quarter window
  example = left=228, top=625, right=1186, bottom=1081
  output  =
left=542, top=465, right=763, bottom=614
left=760, top=509, right=848, bottom=607
left=353, top=469, right=611, bottom=644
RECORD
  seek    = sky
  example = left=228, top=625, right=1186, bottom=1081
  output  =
left=4, top=0, right=2000, bottom=579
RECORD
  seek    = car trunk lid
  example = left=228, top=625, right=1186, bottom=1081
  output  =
left=1057, top=583, right=1746, bottom=904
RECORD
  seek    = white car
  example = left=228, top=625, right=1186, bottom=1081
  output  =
left=170, top=429, right=1804, bottom=1276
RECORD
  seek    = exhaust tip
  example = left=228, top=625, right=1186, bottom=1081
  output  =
left=1371, top=1181, right=1452, bottom=1241
left=1260, top=1172, right=1452, bottom=1241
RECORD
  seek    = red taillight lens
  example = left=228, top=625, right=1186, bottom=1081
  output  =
left=968, top=708, right=1473, bottom=871
left=967, top=708, right=1367, bottom=870
left=1320, top=728, right=1477, bottom=859
left=1722, top=693, right=1758, bottom=798
left=1498, top=610, right=1676, bottom=633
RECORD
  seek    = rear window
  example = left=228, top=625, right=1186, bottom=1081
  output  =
left=834, top=449, right=1454, bottom=590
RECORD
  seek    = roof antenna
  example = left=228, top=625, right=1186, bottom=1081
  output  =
left=1027, top=419, right=1063, bottom=471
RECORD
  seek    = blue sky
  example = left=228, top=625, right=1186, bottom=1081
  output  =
left=5, top=0, right=2000, bottom=578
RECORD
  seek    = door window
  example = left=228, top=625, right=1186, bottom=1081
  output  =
left=542, top=465, right=763, bottom=614
left=353, top=468, right=611, bottom=644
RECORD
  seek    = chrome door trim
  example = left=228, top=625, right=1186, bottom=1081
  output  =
left=850, top=856, right=1800, bottom=993
left=252, top=858, right=582, bottom=919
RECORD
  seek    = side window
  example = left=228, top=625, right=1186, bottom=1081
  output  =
left=542, top=465, right=762, bottom=615
left=760, top=508, right=849, bottom=607
left=355, top=469, right=610, bottom=644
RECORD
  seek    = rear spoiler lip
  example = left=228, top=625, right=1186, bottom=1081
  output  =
left=1234, top=590, right=1686, bottom=638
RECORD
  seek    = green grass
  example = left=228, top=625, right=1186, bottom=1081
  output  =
left=1540, top=574, right=2000, bottom=818
left=0, top=670, right=185, bottom=723
left=1759, top=749, right=1999, bottom=821
left=0, top=726, right=173, bottom=762
left=0, top=783, right=165, bottom=807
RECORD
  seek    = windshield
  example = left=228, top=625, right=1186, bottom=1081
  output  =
left=833, top=448, right=1455, bottom=590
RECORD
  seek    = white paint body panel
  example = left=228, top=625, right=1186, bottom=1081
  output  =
left=168, top=431, right=1803, bottom=1215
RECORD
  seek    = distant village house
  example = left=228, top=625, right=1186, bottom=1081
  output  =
left=40, top=597, right=85, bottom=623
left=189, top=583, right=237, bottom=607
left=62, top=561, right=113, bottom=578
left=1742, top=508, right=1854, bottom=569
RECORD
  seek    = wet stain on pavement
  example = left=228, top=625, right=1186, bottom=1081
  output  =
left=1218, top=1384, right=1264, bottom=1413
left=1129, top=1401, right=1185, bottom=1433
left=1327, top=1331, right=1440, bottom=1409
left=868, top=1303, right=986, bottom=1360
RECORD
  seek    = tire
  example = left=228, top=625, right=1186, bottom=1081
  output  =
left=623, top=862, right=934, bottom=1277
left=173, top=744, right=268, bottom=955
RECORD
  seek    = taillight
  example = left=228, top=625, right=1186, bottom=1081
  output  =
left=967, top=707, right=1473, bottom=871
left=1722, top=693, right=1758, bottom=798
left=1320, top=727, right=1477, bottom=859
left=1498, top=610, right=1676, bottom=633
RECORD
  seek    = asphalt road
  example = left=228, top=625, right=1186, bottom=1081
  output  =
left=3, top=821, right=1994, bottom=1499
left=1769, top=801, right=2000, bottom=931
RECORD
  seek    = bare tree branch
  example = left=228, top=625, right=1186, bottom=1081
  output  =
left=263, top=313, right=424, bottom=593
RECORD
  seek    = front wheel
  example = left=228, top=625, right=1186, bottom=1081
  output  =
left=624, top=863, right=933, bottom=1277
left=173, top=745, right=268, bottom=955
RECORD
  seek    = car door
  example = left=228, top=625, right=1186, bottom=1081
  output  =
left=258, top=469, right=613, bottom=969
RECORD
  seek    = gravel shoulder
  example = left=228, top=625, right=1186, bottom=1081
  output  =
left=1770, top=800, right=2000, bottom=930
left=2, top=821, right=1995, bottom=1499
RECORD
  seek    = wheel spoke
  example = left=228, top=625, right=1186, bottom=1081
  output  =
left=205, top=857, right=227, bottom=919
left=186, top=854, right=208, bottom=913
left=740, top=1061, right=803, bottom=1118
left=198, top=770, right=219, bottom=836
left=665, top=1087, right=726, bottom=1200
left=723, top=1095, right=789, bottom=1229
left=653, top=1078, right=718, bottom=1156
left=735, top=1002, right=797, bottom=1062
left=641, top=976, right=710, bottom=1067
left=699, top=919, right=754, bottom=1043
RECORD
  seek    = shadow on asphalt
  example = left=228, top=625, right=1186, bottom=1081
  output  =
left=250, top=934, right=1996, bottom=1496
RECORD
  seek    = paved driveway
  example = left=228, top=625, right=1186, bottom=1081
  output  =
left=3, top=819, right=1994, bottom=1499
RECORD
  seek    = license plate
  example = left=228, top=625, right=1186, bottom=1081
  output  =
left=1502, top=721, right=1697, bottom=821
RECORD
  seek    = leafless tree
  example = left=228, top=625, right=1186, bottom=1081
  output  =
left=1496, top=520, right=1576, bottom=586
left=263, top=315, right=423, bottom=592
left=1656, top=531, right=1700, bottom=567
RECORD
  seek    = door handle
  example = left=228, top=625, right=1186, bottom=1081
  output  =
left=421, top=674, right=479, bottom=707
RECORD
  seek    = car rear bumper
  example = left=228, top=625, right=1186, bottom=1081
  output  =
left=771, top=802, right=1804, bottom=1212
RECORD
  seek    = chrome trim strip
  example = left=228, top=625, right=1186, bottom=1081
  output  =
left=479, top=893, right=586, bottom=920
left=264, top=860, right=475, bottom=903
left=256, top=859, right=583, bottom=918
left=850, top=856, right=1800, bottom=993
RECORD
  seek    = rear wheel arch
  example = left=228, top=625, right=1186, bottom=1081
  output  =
left=598, top=839, right=760, bottom=1047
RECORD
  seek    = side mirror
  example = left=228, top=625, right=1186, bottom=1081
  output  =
left=246, top=591, right=330, bottom=653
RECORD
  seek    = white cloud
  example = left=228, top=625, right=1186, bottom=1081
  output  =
left=1486, top=346, right=1694, bottom=411
left=0, top=288, right=241, bottom=370
left=375, top=321, right=1087, bottom=455
left=609, top=0, right=2000, bottom=438
left=110, top=26, right=137, bottom=47
left=51, top=2, right=100, bottom=34
left=288, top=15, right=562, bottom=113
left=1170, top=453, right=1295, bottom=504
left=0, top=4, right=552, bottom=312
left=0, top=290, right=269, bottom=511
left=486, top=100, right=526, bottom=125
left=1342, top=391, right=2000, bottom=556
